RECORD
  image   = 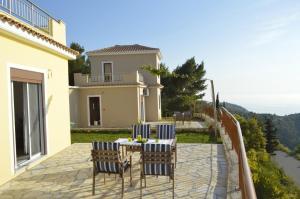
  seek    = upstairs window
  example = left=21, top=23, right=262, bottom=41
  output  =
left=102, top=62, right=113, bottom=82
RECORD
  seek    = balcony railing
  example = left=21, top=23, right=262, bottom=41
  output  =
left=0, top=0, right=55, bottom=34
left=203, top=106, right=257, bottom=199
left=74, top=71, right=144, bottom=87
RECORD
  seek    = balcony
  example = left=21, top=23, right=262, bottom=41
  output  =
left=0, top=0, right=61, bottom=38
left=74, top=71, right=145, bottom=87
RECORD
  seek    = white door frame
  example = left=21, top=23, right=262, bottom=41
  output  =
left=7, top=63, right=48, bottom=172
left=87, top=95, right=102, bottom=127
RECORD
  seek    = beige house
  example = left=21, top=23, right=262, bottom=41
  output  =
left=0, top=1, right=77, bottom=186
left=70, top=44, right=163, bottom=128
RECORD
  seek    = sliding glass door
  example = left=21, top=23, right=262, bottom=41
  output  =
left=12, top=81, right=45, bottom=166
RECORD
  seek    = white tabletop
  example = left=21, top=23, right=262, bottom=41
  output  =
left=115, top=138, right=174, bottom=146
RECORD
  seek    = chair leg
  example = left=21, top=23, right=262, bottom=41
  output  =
left=172, top=166, right=175, bottom=199
left=122, top=176, right=124, bottom=199
left=140, top=173, right=143, bottom=198
left=130, top=155, right=132, bottom=186
left=144, top=175, right=146, bottom=188
left=92, top=169, right=96, bottom=195
left=175, top=150, right=177, bottom=168
left=173, top=178, right=175, bottom=199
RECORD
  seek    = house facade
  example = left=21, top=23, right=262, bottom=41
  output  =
left=0, top=1, right=77, bottom=185
left=70, top=44, right=163, bottom=128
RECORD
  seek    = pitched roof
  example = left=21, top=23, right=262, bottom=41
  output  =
left=87, top=44, right=160, bottom=55
left=0, top=13, right=79, bottom=56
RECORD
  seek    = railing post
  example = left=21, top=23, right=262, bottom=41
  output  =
left=9, top=0, right=12, bottom=14
left=31, top=3, right=34, bottom=26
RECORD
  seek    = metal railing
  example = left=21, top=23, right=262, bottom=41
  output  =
left=90, top=74, right=122, bottom=83
left=0, top=0, right=54, bottom=34
left=204, top=106, right=257, bottom=199
left=74, top=71, right=144, bottom=86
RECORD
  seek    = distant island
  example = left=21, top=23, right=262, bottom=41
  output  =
left=223, top=102, right=300, bottom=150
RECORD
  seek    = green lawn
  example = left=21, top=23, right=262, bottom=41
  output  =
left=71, top=130, right=221, bottom=144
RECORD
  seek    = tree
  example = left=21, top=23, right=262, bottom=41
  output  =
left=235, top=115, right=266, bottom=151
left=68, top=42, right=90, bottom=86
left=294, top=144, right=300, bottom=154
left=143, top=57, right=206, bottom=116
left=216, top=93, right=220, bottom=110
left=264, top=117, right=279, bottom=154
left=236, top=114, right=300, bottom=198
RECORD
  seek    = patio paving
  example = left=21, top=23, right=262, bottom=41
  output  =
left=0, top=143, right=227, bottom=199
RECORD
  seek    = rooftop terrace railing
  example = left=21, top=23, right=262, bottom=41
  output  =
left=74, top=71, right=145, bottom=87
left=0, top=0, right=55, bottom=34
left=204, top=106, right=257, bottom=199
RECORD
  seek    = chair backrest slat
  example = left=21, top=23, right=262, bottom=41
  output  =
left=132, top=124, right=151, bottom=139
left=157, top=124, right=176, bottom=139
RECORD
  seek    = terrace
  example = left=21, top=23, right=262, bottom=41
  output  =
left=0, top=107, right=258, bottom=199
left=0, top=108, right=256, bottom=198
left=0, top=143, right=227, bottom=198
left=0, top=0, right=67, bottom=45
left=0, top=0, right=53, bottom=34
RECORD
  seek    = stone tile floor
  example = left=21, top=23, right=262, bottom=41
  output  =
left=0, top=143, right=227, bottom=199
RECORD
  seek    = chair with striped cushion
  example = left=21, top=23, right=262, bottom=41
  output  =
left=156, top=124, right=176, bottom=139
left=128, top=124, right=151, bottom=153
left=91, top=141, right=132, bottom=197
left=157, top=124, right=177, bottom=167
left=140, top=143, right=175, bottom=199
left=132, top=124, right=151, bottom=139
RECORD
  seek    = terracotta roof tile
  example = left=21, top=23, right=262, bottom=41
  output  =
left=0, top=13, right=79, bottom=56
left=88, top=44, right=159, bottom=54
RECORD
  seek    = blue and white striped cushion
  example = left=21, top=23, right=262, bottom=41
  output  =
left=132, top=124, right=151, bottom=139
left=92, top=141, right=120, bottom=173
left=142, top=144, right=172, bottom=176
left=157, top=124, right=176, bottom=139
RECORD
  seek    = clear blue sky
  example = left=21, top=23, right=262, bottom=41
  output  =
left=33, top=0, right=300, bottom=115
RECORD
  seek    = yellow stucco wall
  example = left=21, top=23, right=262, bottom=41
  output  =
left=74, top=87, right=140, bottom=128
left=51, top=19, right=67, bottom=45
left=89, top=54, right=159, bottom=85
left=69, top=88, right=80, bottom=128
left=0, top=33, right=71, bottom=185
left=145, top=87, right=162, bottom=121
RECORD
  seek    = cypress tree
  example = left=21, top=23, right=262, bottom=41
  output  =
left=264, top=117, right=279, bottom=154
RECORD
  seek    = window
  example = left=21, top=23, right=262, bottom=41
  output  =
left=102, top=62, right=113, bottom=82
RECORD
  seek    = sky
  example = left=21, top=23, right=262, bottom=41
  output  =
left=33, top=0, right=300, bottom=116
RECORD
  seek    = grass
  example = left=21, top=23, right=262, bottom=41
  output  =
left=71, top=129, right=221, bottom=144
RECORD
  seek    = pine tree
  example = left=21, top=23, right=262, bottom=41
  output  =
left=264, top=117, right=279, bottom=154
left=68, top=42, right=90, bottom=86
left=142, top=58, right=207, bottom=115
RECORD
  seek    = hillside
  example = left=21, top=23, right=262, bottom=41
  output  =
left=223, top=102, right=250, bottom=116
left=224, top=102, right=300, bottom=149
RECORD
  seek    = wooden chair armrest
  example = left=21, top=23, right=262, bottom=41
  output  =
left=172, top=137, right=177, bottom=147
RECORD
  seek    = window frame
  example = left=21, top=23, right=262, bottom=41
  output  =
left=101, top=61, right=113, bottom=82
